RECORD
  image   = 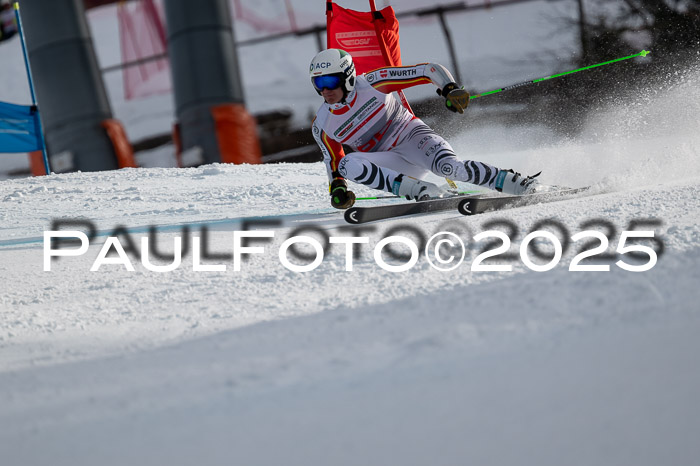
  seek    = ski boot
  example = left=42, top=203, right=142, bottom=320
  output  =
left=495, top=169, right=541, bottom=195
left=394, top=175, right=447, bottom=201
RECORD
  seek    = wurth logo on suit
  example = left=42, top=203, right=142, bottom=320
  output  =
left=388, top=69, right=418, bottom=77
left=371, top=68, right=418, bottom=81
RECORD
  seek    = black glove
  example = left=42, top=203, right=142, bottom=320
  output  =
left=330, top=178, right=356, bottom=209
left=436, top=82, right=470, bottom=114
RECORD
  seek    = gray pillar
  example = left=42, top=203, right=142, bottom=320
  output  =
left=21, top=0, right=119, bottom=172
left=165, top=0, right=244, bottom=165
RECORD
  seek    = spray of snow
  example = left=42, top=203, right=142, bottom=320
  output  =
left=448, top=58, right=700, bottom=192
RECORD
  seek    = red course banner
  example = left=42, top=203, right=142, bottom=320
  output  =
left=327, top=4, right=402, bottom=74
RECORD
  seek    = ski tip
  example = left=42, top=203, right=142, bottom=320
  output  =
left=640, top=50, right=651, bottom=57
left=344, top=208, right=361, bottom=224
left=458, top=198, right=476, bottom=216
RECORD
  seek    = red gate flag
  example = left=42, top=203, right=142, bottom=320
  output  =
left=326, top=3, right=402, bottom=75
left=118, top=0, right=170, bottom=100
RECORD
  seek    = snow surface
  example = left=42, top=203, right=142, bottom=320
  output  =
left=2, top=54, right=700, bottom=464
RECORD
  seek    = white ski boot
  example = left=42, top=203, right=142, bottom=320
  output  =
left=394, top=176, right=447, bottom=201
left=495, top=169, right=541, bottom=195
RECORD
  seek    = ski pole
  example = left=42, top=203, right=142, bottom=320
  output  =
left=14, top=2, right=51, bottom=175
left=470, top=50, right=651, bottom=99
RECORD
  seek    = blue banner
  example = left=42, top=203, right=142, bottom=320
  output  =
left=0, top=100, right=43, bottom=153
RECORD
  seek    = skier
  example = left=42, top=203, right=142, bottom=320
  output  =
left=310, top=48, right=542, bottom=209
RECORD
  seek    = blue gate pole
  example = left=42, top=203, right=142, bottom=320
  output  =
left=14, top=2, right=50, bottom=175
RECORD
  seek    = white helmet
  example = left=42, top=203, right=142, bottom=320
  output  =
left=309, top=49, right=356, bottom=98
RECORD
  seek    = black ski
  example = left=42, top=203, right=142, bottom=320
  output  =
left=344, top=194, right=476, bottom=224
left=344, top=187, right=592, bottom=224
left=458, top=186, right=592, bottom=216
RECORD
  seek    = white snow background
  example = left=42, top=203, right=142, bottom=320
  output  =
left=1, top=1, right=700, bottom=465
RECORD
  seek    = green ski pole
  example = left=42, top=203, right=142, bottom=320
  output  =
left=470, top=50, right=651, bottom=99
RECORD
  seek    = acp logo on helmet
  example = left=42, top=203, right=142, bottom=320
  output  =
left=314, top=62, right=332, bottom=71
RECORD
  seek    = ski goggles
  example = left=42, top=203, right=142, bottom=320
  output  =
left=312, top=74, right=342, bottom=92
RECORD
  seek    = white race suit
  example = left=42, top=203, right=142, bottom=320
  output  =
left=311, top=63, right=502, bottom=194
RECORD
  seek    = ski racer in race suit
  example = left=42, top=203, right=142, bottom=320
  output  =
left=310, top=48, right=542, bottom=209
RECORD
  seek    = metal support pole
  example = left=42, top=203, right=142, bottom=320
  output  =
left=314, top=27, right=324, bottom=52
left=577, top=0, right=589, bottom=61
left=20, top=0, right=119, bottom=172
left=437, top=10, right=462, bottom=84
left=164, top=0, right=244, bottom=165
left=416, top=6, right=463, bottom=85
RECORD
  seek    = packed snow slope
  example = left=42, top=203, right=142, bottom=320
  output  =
left=2, top=66, right=700, bottom=465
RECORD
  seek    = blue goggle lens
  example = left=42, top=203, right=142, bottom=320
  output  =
left=313, top=75, right=341, bottom=91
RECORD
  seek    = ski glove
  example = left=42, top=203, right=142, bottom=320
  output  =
left=330, top=178, right=356, bottom=209
left=437, top=82, right=470, bottom=114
